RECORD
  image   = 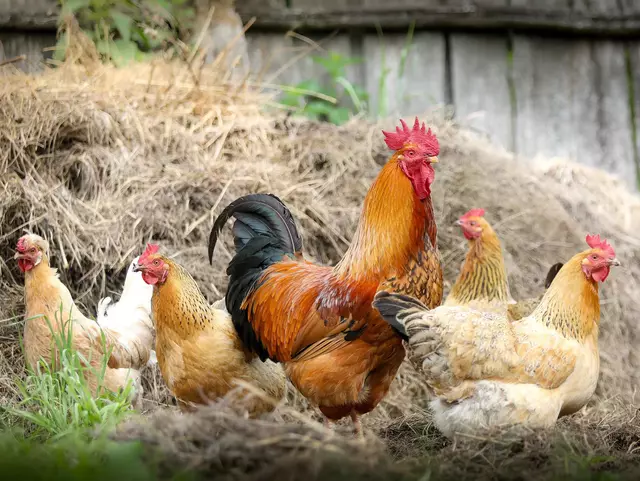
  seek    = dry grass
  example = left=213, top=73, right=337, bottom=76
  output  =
left=1, top=52, right=640, bottom=479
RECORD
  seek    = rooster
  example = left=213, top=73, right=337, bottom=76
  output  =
left=14, top=234, right=153, bottom=405
left=133, top=244, right=286, bottom=415
left=447, top=208, right=563, bottom=319
left=373, top=234, right=619, bottom=437
left=208, top=118, right=443, bottom=433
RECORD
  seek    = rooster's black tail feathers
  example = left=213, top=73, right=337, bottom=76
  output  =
left=208, top=193, right=302, bottom=361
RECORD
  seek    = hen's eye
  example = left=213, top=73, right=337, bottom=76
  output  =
left=592, top=255, right=598, bottom=260
left=153, top=260, right=160, bottom=266
left=30, top=247, right=36, bottom=253
left=469, top=221, right=476, bottom=226
left=407, top=150, right=416, bottom=157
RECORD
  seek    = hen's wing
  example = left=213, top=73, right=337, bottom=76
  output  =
left=374, top=292, right=577, bottom=399
left=101, top=323, right=153, bottom=369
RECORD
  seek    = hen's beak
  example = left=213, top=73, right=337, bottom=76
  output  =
left=454, top=219, right=463, bottom=226
left=428, top=156, right=439, bottom=164
left=609, top=258, right=621, bottom=267
left=13, top=251, right=26, bottom=260
left=132, top=263, right=145, bottom=273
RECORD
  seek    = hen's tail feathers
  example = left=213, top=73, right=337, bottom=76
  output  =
left=96, top=297, right=112, bottom=323
left=208, top=193, right=302, bottom=264
left=545, top=262, right=564, bottom=289
left=373, top=291, right=429, bottom=341
left=208, top=194, right=302, bottom=362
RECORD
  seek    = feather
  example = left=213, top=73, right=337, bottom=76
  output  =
left=372, top=291, right=429, bottom=340
left=208, top=193, right=302, bottom=265
left=545, top=262, right=564, bottom=289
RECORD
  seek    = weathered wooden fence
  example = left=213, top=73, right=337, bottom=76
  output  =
left=2, top=1, right=640, bottom=189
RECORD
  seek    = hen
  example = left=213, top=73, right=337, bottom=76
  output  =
left=134, top=244, right=286, bottom=415
left=14, top=234, right=153, bottom=405
left=374, top=234, right=619, bottom=437
left=446, top=208, right=562, bottom=319
left=208, top=118, right=443, bottom=432
left=97, top=255, right=156, bottom=367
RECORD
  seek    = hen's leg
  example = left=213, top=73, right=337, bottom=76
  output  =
left=351, top=411, right=363, bottom=438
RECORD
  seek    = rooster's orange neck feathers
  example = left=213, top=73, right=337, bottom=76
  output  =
left=448, top=224, right=510, bottom=304
left=532, top=251, right=601, bottom=342
left=335, top=156, right=432, bottom=281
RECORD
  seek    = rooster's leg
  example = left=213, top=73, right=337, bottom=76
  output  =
left=350, top=411, right=363, bottom=438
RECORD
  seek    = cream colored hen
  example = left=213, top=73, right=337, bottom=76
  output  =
left=374, top=234, right=620, bottom=437
left=14, top=234, right=153, bottom=406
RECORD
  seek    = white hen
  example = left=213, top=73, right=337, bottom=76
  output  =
left=97, top=255, right=156, bottom=405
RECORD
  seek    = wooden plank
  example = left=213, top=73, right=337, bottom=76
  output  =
left=450, top=33, right=513, bottom=150
left=626, top=42, right=640, bottom=188
left=362, top=32, right=446, bottom=118
left=513, top=36, right=637, bottom=189
left=3, top=1, right=640, bottom=36
left=590, top=40, right=638, bottom=189
left=235, top=6, right=640, bottom=36
left=246, top=33, right=359, bottom=93
left=0, top=0, right=58, bottom=29
left=0, top=32, right=56, bottom=72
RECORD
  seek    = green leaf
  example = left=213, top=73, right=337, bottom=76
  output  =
left=279, top=93, right=303, bottom=108
left=303, top=100, right=334, bottom=117
left=95, top=39, right=112, bottom=56
left=110, top=10, right=133, bottom=42
left=131, top=25, right=150, bottom=50
left=328, top=107, right=351, bottom=126
left=60, top=0, right=91, bottom=15
left=112, top=39, right=139, bottom=66
left=53, top=34, right=68, bottom=62
left=295, top=79, right=323, bottom=93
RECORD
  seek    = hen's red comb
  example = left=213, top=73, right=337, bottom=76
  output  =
left=382, top=117, right=439, bottom=155
left=586, top=234, right=615, bottom=258
left=16, top=236, right=28, bottom=252
left=460, top=208, right=486, bottom=220
left=139, top=243, right=160, bottom=264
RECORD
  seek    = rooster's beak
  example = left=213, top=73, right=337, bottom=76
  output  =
left=454, top=219, right=463, bottom=226
left=428, top=156, right=439, bottom=164
left=132, top=263, right=144, bottom=273
left=609, top=258, right=621, bottom=267
left=13, top=251, right=25, bottom=260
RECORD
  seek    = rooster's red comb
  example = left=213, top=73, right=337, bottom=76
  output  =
left=382, top=117, right=439, bottom=155
left=139, top=243, right=160, bottom=264
left=460, top=208, right=486, bottom=220
left=585, top=234, right=615, bottom=257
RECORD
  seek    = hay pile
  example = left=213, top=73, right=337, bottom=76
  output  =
left=1, top=59, right=639, bottom=479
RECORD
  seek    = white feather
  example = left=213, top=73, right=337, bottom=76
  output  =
left=96, top=256, right=156, bottom=367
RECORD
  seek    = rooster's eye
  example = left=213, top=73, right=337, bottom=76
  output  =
left=407, top=150, right=416, bottom=157
left=469, top=221, right=476, bottom=226
left=153, top=260, right=160, bottom=266
left=30, top=247, right=36, bottom=253
left=592, top=255, right=598, bottom=260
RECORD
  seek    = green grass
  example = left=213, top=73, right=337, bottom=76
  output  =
left=1, top=309, right=134, bottom=440
left=0, top=434, right=196, bottom=481
left=0, top=309, right=198, bottom=480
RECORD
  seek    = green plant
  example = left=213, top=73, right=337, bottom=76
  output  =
left=1, top=308, right=135, bottom=441
left=279, top=51, right=369, bottom=126
left=56, top=0, right=195, bottom=66
left=0, top=433, right=198, bottom=481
